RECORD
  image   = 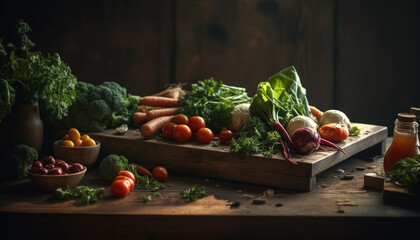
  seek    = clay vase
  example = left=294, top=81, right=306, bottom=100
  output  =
left=10, top=103, right=43, bottom=154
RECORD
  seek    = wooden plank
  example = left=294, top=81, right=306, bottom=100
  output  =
left=90, top=123, right=386, bottom=191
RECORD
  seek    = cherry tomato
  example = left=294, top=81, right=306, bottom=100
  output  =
left=188, top=116, right=206, bottom=132
left=173, top=124, right=192, bottom=143
left=219, top=129, right=234, bottom=144
left=196, top=127, right=214, bottom=144
left=117, top=170, right=136, bottom=182
left=152, top=166, right=168, bottom=182
left=110, top=179, right=131, bottom=198
left=162, top=122, right=177, bottom=140
left=115, top=175, right=135, bottom=191
left=173, top=114, right=189, bottom=125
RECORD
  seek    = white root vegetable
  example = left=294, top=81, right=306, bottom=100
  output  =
left=228, top=103, right=251, bottom=132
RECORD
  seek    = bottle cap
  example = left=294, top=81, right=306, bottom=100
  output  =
left=410, top=107, right=420, bottom=117
left=398, top=113, right=416, bottom=122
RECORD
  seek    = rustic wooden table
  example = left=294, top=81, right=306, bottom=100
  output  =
left=1, top=138, right=419, bottom=240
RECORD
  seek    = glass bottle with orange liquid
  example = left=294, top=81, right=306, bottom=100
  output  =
left=383, top=113, right=420, bottom=172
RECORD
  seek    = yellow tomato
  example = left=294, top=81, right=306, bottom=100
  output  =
left=62, top=140, right=75, bottom=147
left=73, top=139, right=83, bottom=147
left=81, top=134, right=91, bottom=142
left=81, top=138, right=96, bottom=146
left=68, top=128, right=81, bottom=142
left=62, top=134, right=70, bottom=141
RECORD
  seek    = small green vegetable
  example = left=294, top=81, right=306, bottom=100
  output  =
left=388, top=155, right=420, bottom=193
left=47, top=186, right=105, bottom=205
left=142, top=195, right=152, bottom=203
left=5, top=144, right=38, bottom=179
left=99, top=154, right=130, bottom=182
left=349, top=125, right=361, bottom=136
left=181, top=186, right=206, bottom=201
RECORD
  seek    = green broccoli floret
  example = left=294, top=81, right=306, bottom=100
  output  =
left=101, top=81, right=127, bottom=98
left=6, top=144, right=38, bottom=179
left=75, top=81, right=95, bottom=96
left=88, top=99, right=111, bottom=121
left=99, top=154, right=129, bottom=181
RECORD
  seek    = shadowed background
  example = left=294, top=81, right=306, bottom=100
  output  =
left=1, top=0, right=419, bottom=134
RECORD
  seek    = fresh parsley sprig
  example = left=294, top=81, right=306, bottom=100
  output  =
left=47, top=186, right=105, bottom=205
left=181, top=186, right=206, bottom=201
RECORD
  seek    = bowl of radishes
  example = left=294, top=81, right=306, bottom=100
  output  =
left=26, top=156, right=87, bottom=191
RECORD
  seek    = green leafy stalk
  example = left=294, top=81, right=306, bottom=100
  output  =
left=249, top=66, right=314, bottom=127
left=181, top=186, right=206, bottom=201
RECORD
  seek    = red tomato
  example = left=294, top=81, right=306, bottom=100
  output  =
left=162, top=122, right=177, bottom=140
left=115, top=175, right=135, bottom=191
left=117, top=170, right=136, bottom=182
left=219, top=129, right=234, bottom=144
left=173, top=114, right=189, bottom=125
left=173, top=124, right=192, bottom=143
left=188, top=116, right=206, bottom=132
left=196, top=127, right=214, bottom=144
left=110, top=179, right=132, bottom=198
left=152, top=166, right=168, bottom=182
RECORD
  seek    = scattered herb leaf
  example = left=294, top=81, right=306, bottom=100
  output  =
left=388, top=154, right=420, bottom=193
left=181, top=186, right=206, bottom=201
left=142, top=195, right=152, bottom=203
left=47, top=185, right=105, bottom=205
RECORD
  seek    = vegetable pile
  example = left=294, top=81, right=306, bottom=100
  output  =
left=28, top=156, right=85, bottom=175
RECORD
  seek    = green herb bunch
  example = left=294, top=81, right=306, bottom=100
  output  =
left=0, top=19, right=77, bottom=122
left=177, top=78, right=251, bottom=131
left=388, top=155, right=420, bottom=193
left=229, top=116, right=281, bottom=157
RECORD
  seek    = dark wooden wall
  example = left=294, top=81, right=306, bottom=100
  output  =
left=1, top=0, right=419, bottom=134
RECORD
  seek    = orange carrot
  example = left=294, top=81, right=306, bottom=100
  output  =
left=132, top=112, right=147, bottom=124
left=146, top=107, right=179, bottom=121
left=139, top=96, right=178, bottom=107
left=130, top=163, right=152, bottom=176
left=309, top=105, right=323, bottom=123
left=141, top=115, right=175, bottom=137
left=137, top=105, right=149, bottom=113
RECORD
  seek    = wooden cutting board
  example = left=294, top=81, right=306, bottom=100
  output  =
left=90, top=123, right=387, bottom=191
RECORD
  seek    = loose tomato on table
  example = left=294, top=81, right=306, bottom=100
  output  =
left=152, top=166, right=168, bottom=182
left=173, top=124, right=192, bottom=143
left=188, top=116, right=206, bottom=132
left=110, top=179, right=132, bottom=198
left=219, top=129, right=234, bottom=144
left=196, top=127, right=214, bottom=144
left=117, top=170, right=136, bottom=182
left=162, top=122, right=177, bottom=140
left=114, top=175, right=135, bottom=191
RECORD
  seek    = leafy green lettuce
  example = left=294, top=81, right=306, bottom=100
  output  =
left=249, top=66, right=313, bottom=127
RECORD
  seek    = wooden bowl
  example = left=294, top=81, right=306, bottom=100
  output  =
left=53, top=140, right=100, bottom=167
left=26, top=164, right=87, bottom=191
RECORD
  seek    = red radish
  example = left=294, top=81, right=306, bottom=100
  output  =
left=291, top=127, right=321, bottom=154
